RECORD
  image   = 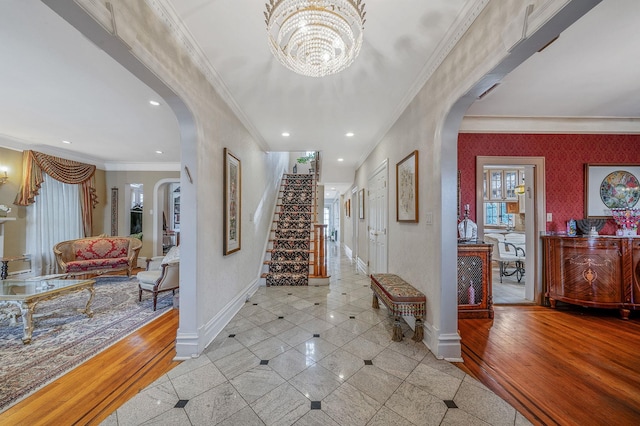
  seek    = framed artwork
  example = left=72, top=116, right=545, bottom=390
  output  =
left=358, top=188, right=365, bottom=219
left=585, top=164, right=640, bottom=218
left=346, top=199, right=351, bottom=217
left=224, top=148, right=241, bottom=255
left=396, top=150, right=419, bottom=222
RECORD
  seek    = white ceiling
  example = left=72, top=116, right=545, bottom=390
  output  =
left=0, top=0, right=638, bottom=194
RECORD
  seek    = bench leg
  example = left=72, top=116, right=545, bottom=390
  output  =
left=372, top=294, right=379, bottom=309
left=392, top=316, right=403, bottom=341
left=412, top=316, right=424, bottom=342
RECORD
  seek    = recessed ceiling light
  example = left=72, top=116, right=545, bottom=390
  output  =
left=62, top=140, right=71, bottom=144
left=155, top=150, right=163, bottom=154
left=337, top=158, right=344, bottom=162
left=282, top=132, right=290, bottom=137
left=345, top=132, right=354, bottom=137
left=149, top=100, right=160, bottom=106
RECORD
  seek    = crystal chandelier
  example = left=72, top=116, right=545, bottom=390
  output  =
left=264, top=0, right=366, bottom=78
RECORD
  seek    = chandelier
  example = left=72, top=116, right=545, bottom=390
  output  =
left=264, top=0, right=366, bottom=78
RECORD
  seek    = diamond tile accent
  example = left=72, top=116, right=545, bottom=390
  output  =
left=310, top=401, right=321, bottom=410
left=364, top=360, right=373, bottom=365
left=260, top=360, right=269, bottom=365
left=444, top=400, right=458, bottom=408
left=174, top=400, right=189, bottom=408
left=228, top=334, right=236, bottom=338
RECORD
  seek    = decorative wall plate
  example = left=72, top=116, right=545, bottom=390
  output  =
left=599, top=170, right=640, bottom=209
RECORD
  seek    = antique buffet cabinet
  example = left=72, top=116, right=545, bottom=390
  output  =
left=542, top=235, right=640, bottom=319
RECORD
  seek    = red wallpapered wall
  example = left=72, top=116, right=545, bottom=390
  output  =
left=457, top=133, right=640, bottom=234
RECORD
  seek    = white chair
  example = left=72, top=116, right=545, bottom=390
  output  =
left=484, top=234, right=525, bottom=283
left=137, top=246, right=179, bottom=310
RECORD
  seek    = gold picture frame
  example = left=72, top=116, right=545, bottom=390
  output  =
left=358, top=188, right=365, bottom=219
left=224, top=148, right=241, bottom=255
left=396, top=150, right=419, bottom=222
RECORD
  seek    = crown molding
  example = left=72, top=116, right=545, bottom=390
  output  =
left=0, top=134, right=180, bottom=172
left=460, top=116, right=640, bottom=134
left=145, top=0, right=269, bottom=151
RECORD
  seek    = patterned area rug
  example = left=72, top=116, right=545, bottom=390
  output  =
left=0, top=276, right=173, bottom=412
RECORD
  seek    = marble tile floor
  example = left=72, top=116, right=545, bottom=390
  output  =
left=103, top=244, right=532, bottom=425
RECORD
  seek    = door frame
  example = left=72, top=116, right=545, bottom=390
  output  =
left=476, top=156, right=546, bottom=304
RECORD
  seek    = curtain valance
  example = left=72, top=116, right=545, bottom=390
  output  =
left=14, top=150, right=98, bottom=236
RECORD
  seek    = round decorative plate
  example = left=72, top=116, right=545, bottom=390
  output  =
left=599, top=170, right=640, bottom=209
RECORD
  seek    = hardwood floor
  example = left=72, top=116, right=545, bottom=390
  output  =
left=456, top=304, right=640, bottom=425
left=0, top=309, right=180, bottom=426
left=2, top=301, right=639, bottom=425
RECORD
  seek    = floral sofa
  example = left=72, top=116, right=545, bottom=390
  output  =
left=54, top=236, right=142, bottom=276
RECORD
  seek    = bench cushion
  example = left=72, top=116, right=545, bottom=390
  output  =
left=370, top=274, right=425, bottom=303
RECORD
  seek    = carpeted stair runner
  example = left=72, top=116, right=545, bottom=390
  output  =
left=265, top=174, right=313, bottom=286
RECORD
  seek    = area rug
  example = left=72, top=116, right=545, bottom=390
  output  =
left=0, top=276, right=174, bottom=412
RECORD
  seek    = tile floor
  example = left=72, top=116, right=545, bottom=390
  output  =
left=103, top=244, right=532, bottom=425
left=492, top=265, right=533, bottom=305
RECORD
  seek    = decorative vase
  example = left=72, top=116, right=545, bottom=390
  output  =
left=293, top=164, right=297, bottom=174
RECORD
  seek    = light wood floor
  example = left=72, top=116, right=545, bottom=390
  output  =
left=2, top=303, right=639, bottom=425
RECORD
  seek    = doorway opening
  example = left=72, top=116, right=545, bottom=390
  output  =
left=476, top=156, right=545, bottom=305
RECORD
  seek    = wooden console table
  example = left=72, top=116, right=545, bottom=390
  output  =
left=457, top=242, right=493, bottom=319
left=542, top=235, right=640, bottom=319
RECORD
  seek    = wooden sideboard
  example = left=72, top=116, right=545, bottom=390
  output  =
left=457, top=242, right=493, bottom=319
left=542, top=235, right=640, bottom=319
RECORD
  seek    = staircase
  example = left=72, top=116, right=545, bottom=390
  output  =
left=263, top=174, right=314, bottom=286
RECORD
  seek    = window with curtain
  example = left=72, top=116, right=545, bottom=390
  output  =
left=27, top=173, right=83, bottom=276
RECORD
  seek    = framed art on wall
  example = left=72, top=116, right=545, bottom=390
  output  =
left=224, top=148, right=241, bottom=255
left=397, top=150, right=419, bottom=222
left=359, top=188, right=365, bottom=219
left=585, top=164, right=640, bottom=218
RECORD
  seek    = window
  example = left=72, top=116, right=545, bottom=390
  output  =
left=484, top=202, right=509, bottom=226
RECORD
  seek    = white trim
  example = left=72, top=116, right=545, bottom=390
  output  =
left=476, top=156, right=546, bottom=304
left=460, top=116, right=640, bottom=134
left=176, top=277, right=260, bottom=359
left=356, top=256, right=368, bottom=275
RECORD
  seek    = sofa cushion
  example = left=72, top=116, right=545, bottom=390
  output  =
left=66, top=257, right=130, bottom=273
left=73, top=238, right=129, bottom=261
left=137, top=269, right=161, bottom=285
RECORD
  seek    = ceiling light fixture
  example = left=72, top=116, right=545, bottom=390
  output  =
left=337, top=158, right=344, bottom=162
left=345, top=132, right=354, bottom=137
left=62, top=140, right=72, bottom=144
left=149, top=100, right=160, bottom=106
left=264, top=0, right=367, bottom=78
left=282, top=132, right=290, bottom=137
left=155, top=150, right=163, bottom=154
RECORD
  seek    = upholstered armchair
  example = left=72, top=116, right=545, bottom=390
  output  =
left=136, top=246, right=179, bottom=311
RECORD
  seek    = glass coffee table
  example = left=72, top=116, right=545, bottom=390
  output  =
left=0, top=278, right=96, bottom=344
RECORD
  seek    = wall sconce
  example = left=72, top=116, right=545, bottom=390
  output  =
left=0, top=167, right=8, bottom=185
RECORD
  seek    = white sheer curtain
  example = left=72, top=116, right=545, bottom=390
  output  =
left=27, top=173, right=83, bottom=276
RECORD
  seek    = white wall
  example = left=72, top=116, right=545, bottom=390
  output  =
left=57, top=0, right=289, bottom=358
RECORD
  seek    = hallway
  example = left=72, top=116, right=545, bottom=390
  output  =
left=104, top=243, right=527, bottom=425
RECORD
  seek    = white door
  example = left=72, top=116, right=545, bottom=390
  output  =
left=368, top=162, right=388, bottom=274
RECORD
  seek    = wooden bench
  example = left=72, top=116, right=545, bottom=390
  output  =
left=370, top=273, right=426, bottom=342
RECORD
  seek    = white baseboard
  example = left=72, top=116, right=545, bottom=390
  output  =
left=356, top=257, right=368, bottom=275
left=175, top=278, right=261, bottom=360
